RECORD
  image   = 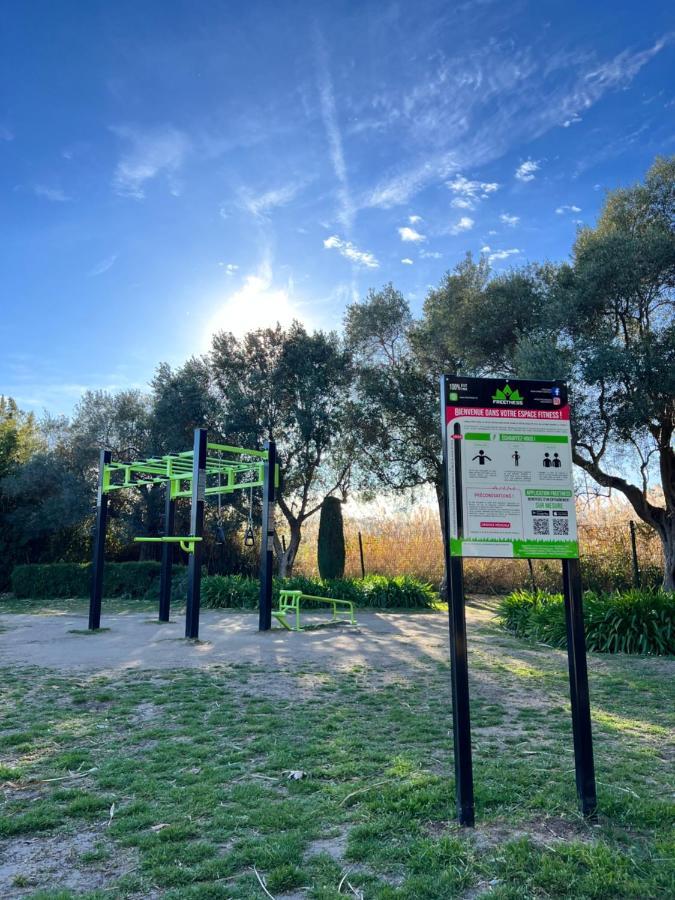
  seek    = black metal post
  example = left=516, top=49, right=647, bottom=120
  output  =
left=358, top=531, right=366, bottom=579
left=185, top=428, right=207, bottom=640
left=258, top=440, right=276, bottom=631
left=629, top=520, right=640, bottom=587
left=562, top=557, right=597, bottom=817
left=88, top=449, right=111, bottom=630
left=158, top=483, right=175, bottom=622
left=440, top=376, right=475, bottom=827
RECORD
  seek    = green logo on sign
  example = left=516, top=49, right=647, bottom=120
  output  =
left=492, top=384, right=524, bottom=405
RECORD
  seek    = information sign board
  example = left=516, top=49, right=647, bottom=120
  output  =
left=444, top=377, right=578, bottom=559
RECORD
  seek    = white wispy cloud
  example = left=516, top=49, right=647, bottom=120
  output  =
left=481, top=245, right=491, bottom=253
left=111, top=125, right=190, bottom=199
left=323, top=235, right=379, bottom=268
left=88, top=254, right=118, bottom=277
left=409, top=214, right=423, bottom=223
left=555, top=204, right=582, bottom=214
left=398, top=226, right=426, bottom=243
left=315, top=27, right=354, bottom=231
left=401, top=258, right=414, bottom=265
left=446, top=174, right=499, bottom=210
left=420, top=249, right=442, bottom=259
left=488, top=248, right=521, bottom=263
left=346, top=34, right=670, bottom=215
left=450, top=216, right=474, bottom=235
left=240, top=182, right=305, bottom=219
left=364, top=152, right=457, bottom=209
left=33, top=185, right=71, bottom=202
left=500, top=213, right=520, bottom=226
left=562, top=115, right=582, bottom=127
left=218, top=262, right=239, bottom=275
left=585, top=36, right=672, bottom=93
left=515, top=160, right=540, bottom=182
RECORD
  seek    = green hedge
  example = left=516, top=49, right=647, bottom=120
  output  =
left=10, top=562, right=168, bottom=599
left=8, top=564, right=437, bottom=610
left=200, top=574, right=437, bottom=610
left=498, top=588, right=675, bottom=655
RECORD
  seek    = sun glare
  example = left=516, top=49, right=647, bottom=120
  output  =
left=204, top=264, right=310, bottom=345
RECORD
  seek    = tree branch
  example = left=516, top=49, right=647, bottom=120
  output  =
left=572, top=447, right=664, bottom=528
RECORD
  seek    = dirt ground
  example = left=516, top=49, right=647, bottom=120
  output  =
left=0, top=606, right=474, bottom=674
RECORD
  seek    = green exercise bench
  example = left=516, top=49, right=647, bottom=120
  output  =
left=273, top=589, right=357, bottom=632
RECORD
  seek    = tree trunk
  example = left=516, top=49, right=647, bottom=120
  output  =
left=276, top=521, right=302, bottom=577
left=658, top=518, right=675, bottom=592
left=570, top=448, right=674, bottom=592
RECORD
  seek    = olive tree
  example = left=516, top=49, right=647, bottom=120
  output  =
left=211, top=322, right=353, bottom=575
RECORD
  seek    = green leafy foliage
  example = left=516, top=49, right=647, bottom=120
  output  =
left=10, top=561, right=169, bottom=600
left=211, top=322, right=354, bottom=574
left=200, top=573, right=437, bottom=609
left=498, top=587, right=675, bottom=655
left=8, top=564, right=436, bottom=609
left=200, top=574, right=260, bottom=609
left=317, top=496, right=346, bottom=579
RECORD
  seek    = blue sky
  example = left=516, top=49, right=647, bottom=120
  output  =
left=2, top=0, right=674, bottom=414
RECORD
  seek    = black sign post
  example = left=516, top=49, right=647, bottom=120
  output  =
left=440, top=381, right=475, bottom=826
left=440, top=375, right=597, bottom=825
left=563, top=557, right=597, bottom=816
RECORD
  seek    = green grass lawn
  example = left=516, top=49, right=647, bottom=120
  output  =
left=0, top=605, right=673, bottom=898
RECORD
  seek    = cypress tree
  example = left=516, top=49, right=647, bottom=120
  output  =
left=317, top=496, right=346, bottom=580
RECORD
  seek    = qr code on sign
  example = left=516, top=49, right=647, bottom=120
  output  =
left=533, top=518, right=550, bottom=535
left=553, top=518, right=569, bottom=536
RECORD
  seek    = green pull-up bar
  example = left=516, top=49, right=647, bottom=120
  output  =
left=134, top=536, right=203, bottom=554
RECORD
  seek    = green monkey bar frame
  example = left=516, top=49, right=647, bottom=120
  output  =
left=102, top=442, right=271, bottom=499
left=88, top=431, right=279, bottom=638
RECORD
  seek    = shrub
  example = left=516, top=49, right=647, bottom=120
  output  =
left=10, top=562, right=170, bottom=599
left=497, top=587, right=675, bottom=655
left=200, top=575, right=260, bottom=609
left=9, top=563, right=438, bottom=610
left=317, top=497, right=346, bottom=580
left=11, top=563, right=89, bottom=599
left=356, top=574, right=437, bottom=609
left=200, top=574, right=437, bottom=610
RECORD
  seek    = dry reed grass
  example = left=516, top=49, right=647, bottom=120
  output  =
left=291, top=497, right=664, bottom=594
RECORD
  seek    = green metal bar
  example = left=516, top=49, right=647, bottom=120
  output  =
left=102, top=444, right=268, bottom=493
left=134, top=535, right=203, bottom=554
left=272, top=610, right=292, bottom=630
left=207, top=442, right=268, bottom=458
left=277, top=590, right=356, bottom=630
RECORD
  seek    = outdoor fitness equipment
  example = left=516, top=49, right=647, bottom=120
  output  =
left=88, top=429, right=279, bottom=638
left=214, top=452, right=226, bottom=544
left=273, top=589, right=356, bottom=632
left=243, top=484, right=256, bottom=548
left=134, top=536, right=203, bottom=554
